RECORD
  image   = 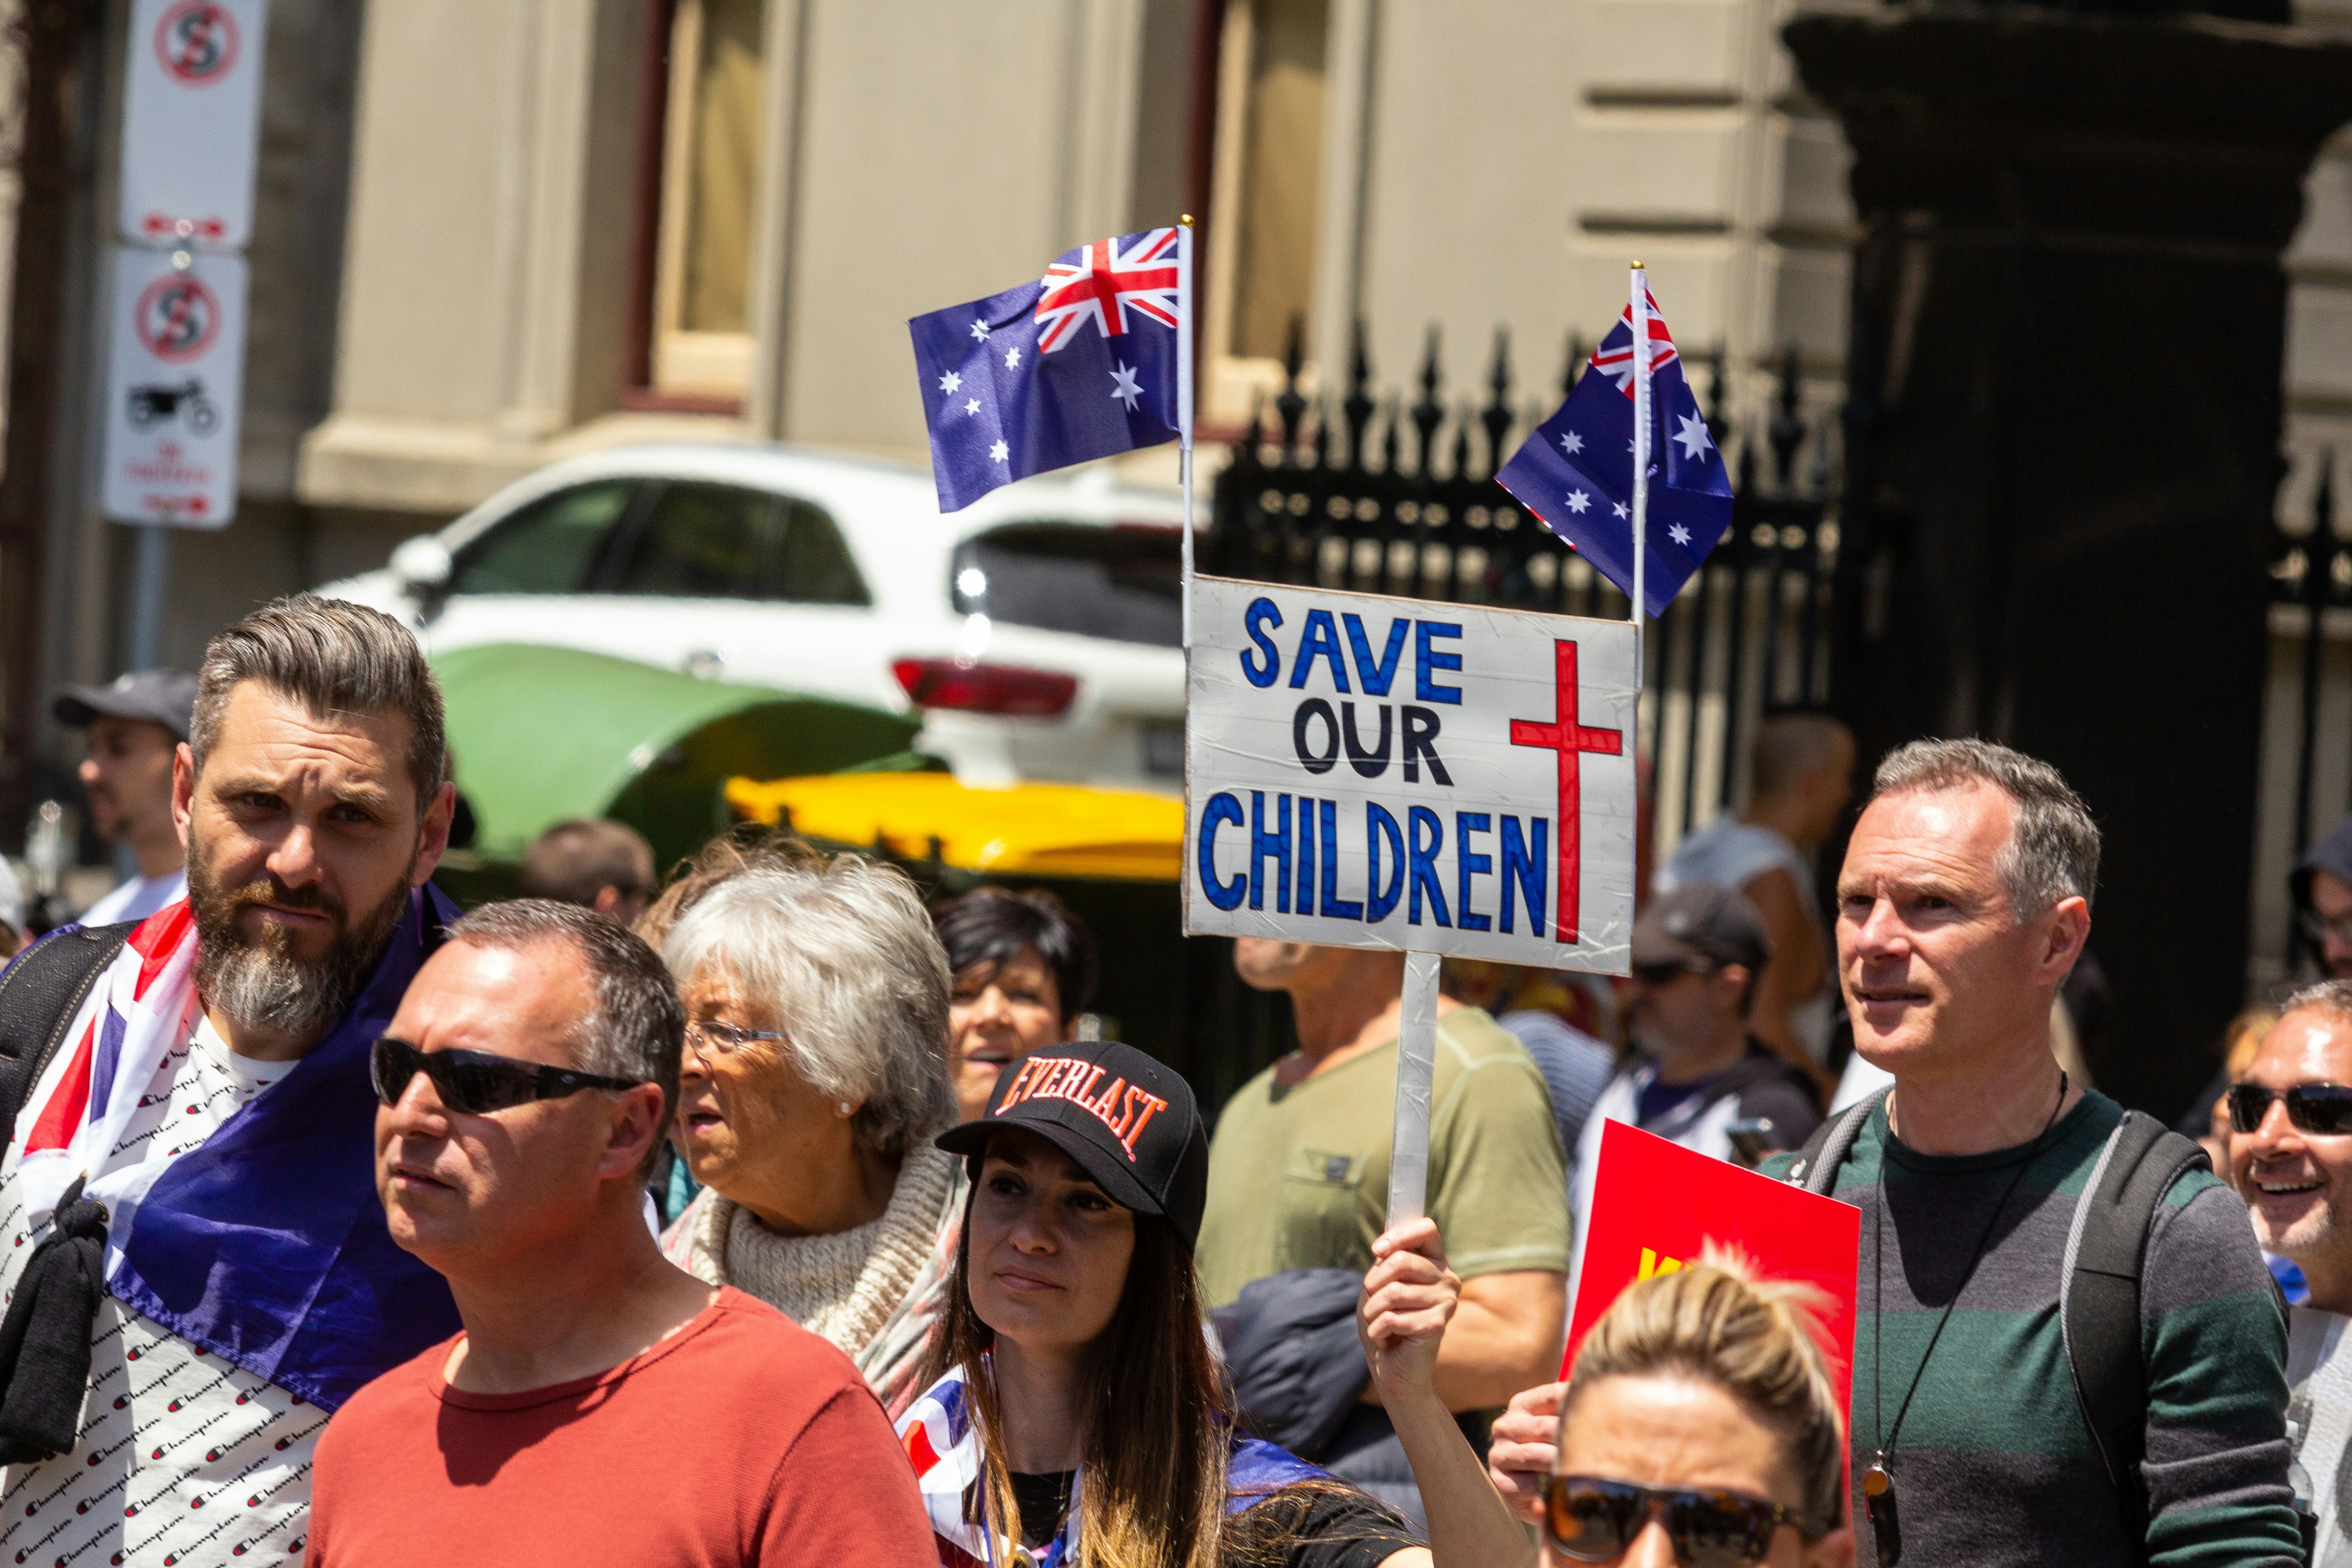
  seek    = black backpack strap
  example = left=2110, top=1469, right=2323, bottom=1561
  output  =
left=1784, top=1086, right=1889, bottom=1196
left=0, top=924, right=135, bottom=1148
left=2060, top=1109, right=2210, bottom=1555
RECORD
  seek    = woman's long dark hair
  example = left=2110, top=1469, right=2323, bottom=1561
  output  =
left=925, top=1181, right=1230, bottom=1568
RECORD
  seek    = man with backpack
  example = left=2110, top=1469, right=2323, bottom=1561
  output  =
left=1492, top=739, right=2303, bottom=1566
left=0, top=596, right=464, bottom=1568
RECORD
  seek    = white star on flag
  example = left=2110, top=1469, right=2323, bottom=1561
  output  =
left=1108, top=362, right=1143, bottom=410
left=964, top=397, right=980, bottom=416
left=1668, top=524, right=1692, bottom=546
left=1564, top=490, right=1591, bottom=515
left=938, top=370, right=962, bottom=395
left=989, top=439, right=1009, bottom=464
left=970, top=319, right=991, bottom=342
left=1674, top=412, right=1714, bottom=461
left=1612, top=501, right=1630, bottom=519
left=1004, top=345, right=1021, bottom=370
left=1559, top=430, right=1584, bottom=456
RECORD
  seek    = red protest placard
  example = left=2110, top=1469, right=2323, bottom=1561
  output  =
left=1565, top=1120, right=1862, bottom=1419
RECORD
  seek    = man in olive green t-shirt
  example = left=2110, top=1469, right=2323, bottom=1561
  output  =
left=1199, top=939, right=1570, bottom=1411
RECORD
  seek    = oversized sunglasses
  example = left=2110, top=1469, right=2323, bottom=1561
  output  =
left=1544, top=1475, right=1827, bottom=1568
left=371, top=1037, right=645, bottom=1115
left=2228, top=1082, right=2352, bottom=1137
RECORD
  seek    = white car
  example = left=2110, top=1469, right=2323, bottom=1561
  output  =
left=317, top=443, right=1191, bottom=791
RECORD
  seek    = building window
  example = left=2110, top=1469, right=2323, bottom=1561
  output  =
left=1205, top=0, right=1328, bottom=428
left=649, top=0, right=766, bottom=400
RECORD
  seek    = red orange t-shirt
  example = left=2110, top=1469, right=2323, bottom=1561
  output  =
left=304, top=1287, right=933, bottom=1567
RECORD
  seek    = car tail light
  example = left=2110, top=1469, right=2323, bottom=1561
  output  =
left=892, top=657, right=1078, bottom=718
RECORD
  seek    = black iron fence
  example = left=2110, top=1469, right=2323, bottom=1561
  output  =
left=1205, top=325, right=1846, bottom=848
left=2267, top=450, right=2344, bottom=970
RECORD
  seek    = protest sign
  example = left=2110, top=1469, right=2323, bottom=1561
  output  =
left=1567, top=1120, right=1861, bottom=1416
left=1181, top=576, right=1638, bottom=973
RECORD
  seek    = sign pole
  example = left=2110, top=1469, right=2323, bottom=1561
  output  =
left=1387, top=949, right=1443, bottom=1224
left=125, top=523, right=171, bottom=669
left=1630, top=262, right=1651, bottom=687
left=1178, top=214, right=1196, bottom=651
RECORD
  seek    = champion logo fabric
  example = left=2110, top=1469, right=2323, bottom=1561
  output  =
left=0, top=1030, right=323, bottom=1566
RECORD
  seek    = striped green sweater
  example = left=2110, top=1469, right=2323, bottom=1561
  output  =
left=1764, top=1090, right=2299, bottom=1566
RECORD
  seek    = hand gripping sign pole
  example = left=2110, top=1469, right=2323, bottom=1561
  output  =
left=1178, top=215, right=1197, bottom=651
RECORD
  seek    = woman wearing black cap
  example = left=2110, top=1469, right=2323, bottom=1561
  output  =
left=898, top=1039, right=1498, bottom=1568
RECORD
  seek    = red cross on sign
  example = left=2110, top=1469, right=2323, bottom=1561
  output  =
left=1509, top=639, right=1622, bottom=945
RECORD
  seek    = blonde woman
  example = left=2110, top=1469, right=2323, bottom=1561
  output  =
left=1383, top=1250, right=1852, bottom=1567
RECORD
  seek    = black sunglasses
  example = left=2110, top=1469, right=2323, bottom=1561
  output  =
left=2228, top=1082, right=2352, bottom=1137
left=371, top=1037, right=645, bottom=1116
left=1544, top=1475, right=1827, bottom=1568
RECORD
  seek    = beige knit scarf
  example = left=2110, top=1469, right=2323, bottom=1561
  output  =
left=676, top=1142, right=959, bottom=1362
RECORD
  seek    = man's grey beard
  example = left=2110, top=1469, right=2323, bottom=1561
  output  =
left=188, top=844, right=411, bottom=1045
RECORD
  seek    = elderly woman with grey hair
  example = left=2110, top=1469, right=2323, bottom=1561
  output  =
left=657, top=854, right=961, bottom=1419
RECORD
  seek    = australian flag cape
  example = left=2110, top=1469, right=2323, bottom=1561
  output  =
left=898, top=1363, right=1324, bottom=1568
left=8, top=887, right=462, bottom=1410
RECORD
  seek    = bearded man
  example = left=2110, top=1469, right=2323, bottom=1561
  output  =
left=0, top=595, right=462, bottom=1567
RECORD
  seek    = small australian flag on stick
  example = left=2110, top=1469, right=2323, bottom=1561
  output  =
left=910, top=227, right=1188, bottom=512
left=1495, top=285, right=1733, bottom=617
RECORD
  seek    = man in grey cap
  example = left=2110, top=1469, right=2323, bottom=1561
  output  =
left=54, top=667, right=197, bottom=926
left=1563, top=879, right=1823, bottom=1300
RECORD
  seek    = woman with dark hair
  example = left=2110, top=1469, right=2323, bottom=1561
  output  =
left=900, top=1039, right=1483, bottom=1568
left=931, top=887, right=1099, bottom=1122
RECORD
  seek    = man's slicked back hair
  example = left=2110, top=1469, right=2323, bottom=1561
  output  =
left=2279, top=979, right=2352, bottom=1029
left=1871, top=738, right=2100, bottom=917
left=444, top=899, right=684, bottom=1177
left=191, top=594, right=446, bottom=808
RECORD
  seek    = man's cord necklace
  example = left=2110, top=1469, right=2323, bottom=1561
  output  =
left=1865, top=1071, right=2069, bottom=1524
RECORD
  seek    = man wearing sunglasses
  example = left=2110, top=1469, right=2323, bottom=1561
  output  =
left=2231, top=988, right=2352, bottom=1317
left=1567, top=882, right=1821, bottom=1299
left=304, top=900, right=931, bottom=1565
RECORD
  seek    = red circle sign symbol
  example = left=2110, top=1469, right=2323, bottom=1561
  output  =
left=154, top=1, right=239, bottom=85
left=134, top=275, right=221, bottom=363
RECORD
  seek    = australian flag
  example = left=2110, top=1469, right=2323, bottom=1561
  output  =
left=911, top=227, right=1185, bottom=512
left=1495, top=286, right=1733, bottom=617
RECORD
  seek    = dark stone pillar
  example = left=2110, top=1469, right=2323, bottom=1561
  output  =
left=1788, top=5, right=2352, bottom=1117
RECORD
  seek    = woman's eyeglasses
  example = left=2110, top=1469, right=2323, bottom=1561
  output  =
left=1544, top=1475, right=1828, bottom=1568
left=683, top=1020, right=786, bottom=1061
left=2227, top=1082, right=2352, bottom=1137
left=370, top=1038, right=645, bottom=1116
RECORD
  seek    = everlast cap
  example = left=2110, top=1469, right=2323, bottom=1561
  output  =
left=1632, top=879, right=1773, bottom=974
left=937, top=1040, right=1209, bottom=1250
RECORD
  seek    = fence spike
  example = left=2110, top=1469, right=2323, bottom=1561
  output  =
left=1344, top=318, right=1376, bottom=472
left=1242, top=389, right=1265, bottom=454
left=1738, top=436, right=1757, bottom=497
left=1413, top=326, right=1445, bottom=480
left=1276, top=314, right=1308, bottom=455
left=1563, top=332, right=1584, bottom=400
left=1482, top=328, right=1514, bottom=476
left=1452, top=400, right=1475, bottom=482
left=1382, top=395, right=1402, bottom=475
left=2319, top=448, right=2337, bottom=539
left=1769, top=344, right=1803, bottom=494
left=1310, top=398, right=1330, bottom=470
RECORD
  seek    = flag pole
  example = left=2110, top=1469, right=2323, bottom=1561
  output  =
left=1178, top=215, right=1196, bottom=651
left=1630, top=261, right=1650, bottom=698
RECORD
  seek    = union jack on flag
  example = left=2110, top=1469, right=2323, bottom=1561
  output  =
left=909, top=225, right=1190, bottom=512
left=1587, top=288, right=1680, bottom=397
left=1034, top=228, right=1181, bottom=351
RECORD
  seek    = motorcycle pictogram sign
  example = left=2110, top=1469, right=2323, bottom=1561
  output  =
left=103, top=247, right=246, bottom=528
